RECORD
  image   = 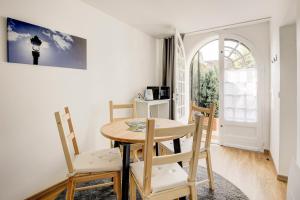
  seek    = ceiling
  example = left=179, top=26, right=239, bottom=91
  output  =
left=82, top=0, right=288, bottom=38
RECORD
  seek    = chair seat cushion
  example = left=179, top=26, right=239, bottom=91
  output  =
left=130, top=161, right=188, bottom=193
left=73, top=148, right=122, bottom=173
left=161, top=138, right=205, bottom=153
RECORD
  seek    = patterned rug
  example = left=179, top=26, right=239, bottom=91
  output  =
left=56, top=166, right=248, bottom=200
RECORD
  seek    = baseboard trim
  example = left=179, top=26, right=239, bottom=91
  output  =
left=25, top=179, right=67, bottom=200
left=263, top=149, right=270, bottom=155
left=277, top=175, right=288, bottom=182
left=219, top=142, right=264, bottom=152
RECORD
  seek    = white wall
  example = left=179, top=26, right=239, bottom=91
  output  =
left=270, top=20, right=281, bottom=172
left=279, top=24, right=297, bottom=176
left=297, top=0, right=300, bottom=168
left=0, top=0, right=157, bottom=199
left=184, top=22, right=271, bottom=151
left=287, top=3, right=300, bottom=199
left=269, top=0, right=297, bottom=176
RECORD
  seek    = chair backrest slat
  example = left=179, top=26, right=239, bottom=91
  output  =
left=64, top=107, right=79, bottom=155
left=67, top=131, right=75, bottom=140
left=188, top=114, right=204, bottom=182
left=113, top=103, right=134, bottom=109
left=204, top=104, right=216, bottom=149
left=152, top=152, right=192, bottom=166
left=143, top=114, right=204, bottom=196
left=109, top=100, right=137, bottom=122
left=154, top=124, right=195, bottom=138
left=62, top=113, right=71, bottom=120
left=188, top=102, right=216, bottom=149
left=54, top=106, right=80, bottom=173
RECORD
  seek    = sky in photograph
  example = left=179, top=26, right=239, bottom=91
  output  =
left=7, top=18, right=86, bottom=69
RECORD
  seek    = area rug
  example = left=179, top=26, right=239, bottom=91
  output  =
left=56, top=166, right=248, bottom=200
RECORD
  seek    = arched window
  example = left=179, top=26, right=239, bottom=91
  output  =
left=224, top=39, right=255, bottom=69
left=190, top=39, right=257, bottom=123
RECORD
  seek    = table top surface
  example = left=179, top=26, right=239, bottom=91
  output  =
left=100, top=118, right=183, bottom=144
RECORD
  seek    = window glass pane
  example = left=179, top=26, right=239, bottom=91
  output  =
left=200, top=40, right=219, bottom=62
left=244, top=54, right=256, bottom=67
left=246, top=82, right=256, bottom=96
left=224, top=49, right=231, bottom=57
left=179, top=71, right=184, bottom=82
left=246, top=110, right=257, bottom=122
left=224, top=39, right=238, bottom=49
left=175, top=36, right=185, bottom=118
left=235, top=96, right=245, bottom=109
left=224, top=108, right=234, bottom=120
left=230, top=50, right=241, bottom=61
left=224, top=82, right=235, bottom=95
left=237, top=44, right=250, bottom=56
left=246, top=69, right=257, bottom=82
left=224, top=59, right=233, bottom=69
left=246, top=96, right=257, bottom=109
left=233, top=58, right=244, bottom=69
left=224, top=95, right=233, bottom=108
left=224, top=39, right=257, bottom=123
left=235, top=109, right=245, bottom=121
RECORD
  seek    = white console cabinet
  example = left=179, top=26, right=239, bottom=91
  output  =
left=135, top=99, right=170, bottom=119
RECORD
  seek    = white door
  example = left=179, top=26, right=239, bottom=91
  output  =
left=218, top=36, right=262, bottom=151
left=174, top=32, right=186, bottom=122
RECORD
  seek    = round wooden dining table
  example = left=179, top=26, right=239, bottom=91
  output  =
left=101, top=118, right=185, bottom=200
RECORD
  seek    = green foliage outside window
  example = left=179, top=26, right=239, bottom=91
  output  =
left=191, top=60, right=219, bottom=117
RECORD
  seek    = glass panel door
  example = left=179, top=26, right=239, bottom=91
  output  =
left=174, top=32, right=186, bottom=122
left=189, top=36, right=260, bottom=148
left=218, top=36, right=260, bottom=149
left=223, top=39, right=257, bottom=123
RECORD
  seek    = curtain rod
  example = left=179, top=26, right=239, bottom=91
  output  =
left=185, top=17, right=271, bottom=36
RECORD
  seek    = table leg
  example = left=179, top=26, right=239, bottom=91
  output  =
left=121, top=143, right=131, bottom=200
left=114, top=141, right=120, bottom=148
left=173, top=138, right=186, bottom=200
left=173, top=138, right=183, bottom=167
left=155, top=142, right=159, bottom=156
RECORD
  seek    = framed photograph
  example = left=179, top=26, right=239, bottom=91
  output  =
left=7, top=17, right=87, bottom=69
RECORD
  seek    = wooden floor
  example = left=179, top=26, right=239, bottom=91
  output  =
left=199, top=144, right=287, bottom=200
left=30, top=144, right=287, bottom=200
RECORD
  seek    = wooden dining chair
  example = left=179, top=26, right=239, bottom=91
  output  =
left=55, top=107, right=122, bottom=200
left=109, top=100, right=142, bottom=161
left=159, top=102, right=216, bottom=190
left=129, top=113, right=204, bottom=200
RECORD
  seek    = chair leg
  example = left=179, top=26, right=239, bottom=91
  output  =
left=189, top=184, right=197, bottom=200
left=66, top=177, right=75, bottom=200
left=133, top=150, right=140, bottom=162
left=130, top=173, right=136, bottom=200
left=206, top=150, right=215, bottom=190
left=114, top=172, right=122, bottom=200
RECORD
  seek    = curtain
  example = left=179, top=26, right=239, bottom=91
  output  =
left=162, top=36, right=175, bottom=119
